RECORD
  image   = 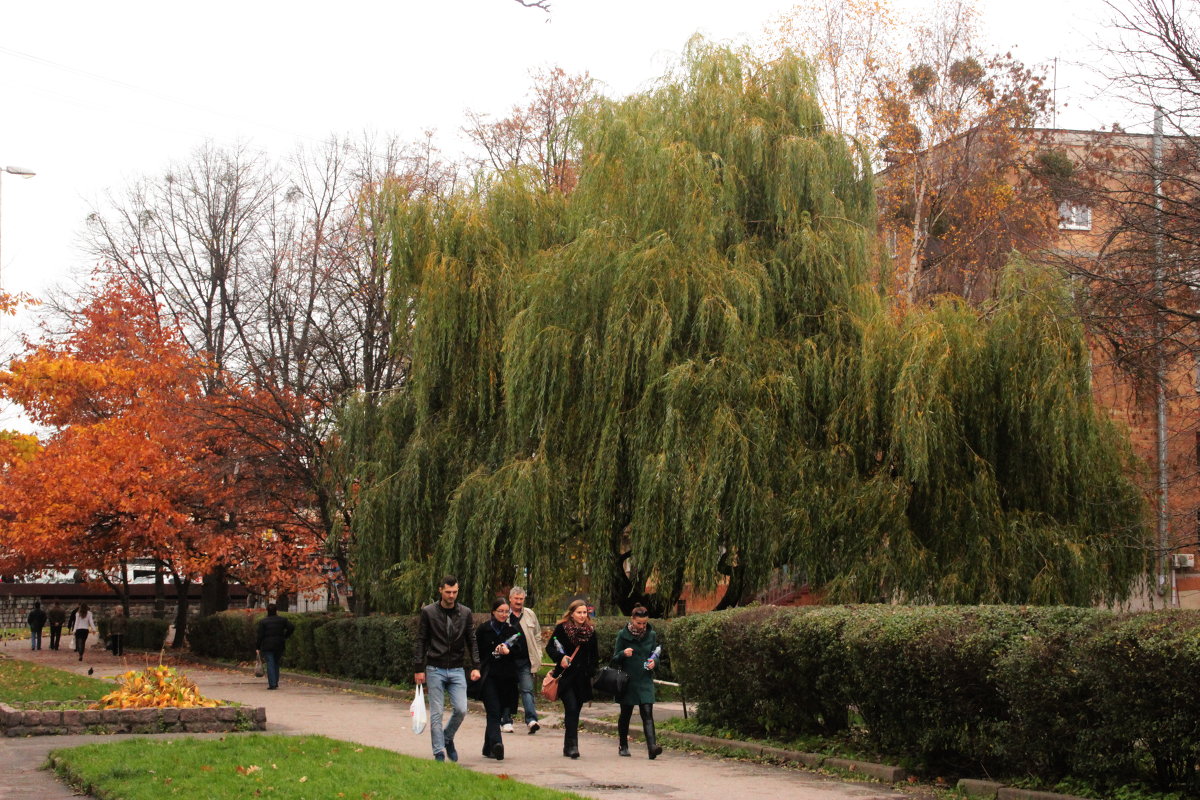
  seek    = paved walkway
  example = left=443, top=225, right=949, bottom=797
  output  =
left=2, top=641, right=908, bottom=800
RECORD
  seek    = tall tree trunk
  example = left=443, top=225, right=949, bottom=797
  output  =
left=153, top=560, right=166, bottom=619
left=200, top=564, right=229, bottom=616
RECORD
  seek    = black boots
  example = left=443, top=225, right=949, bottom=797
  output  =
left=563, top=734, right=580, bottom=759
left=617, top=710, right=631, bottom=756
left=641, top=704, right=662, bottom=759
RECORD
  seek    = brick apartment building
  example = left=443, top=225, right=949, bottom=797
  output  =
left=882, top=127, right=1200, bottom=608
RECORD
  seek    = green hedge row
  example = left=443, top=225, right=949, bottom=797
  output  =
left=187, top=611, right=678, bottom=685
left=97, top=617, right=171, bottom=650
left=669, top=605, right=1200, bottom=793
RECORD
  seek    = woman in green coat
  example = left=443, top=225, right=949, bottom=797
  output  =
left=610, top=606, right=663, bottom=759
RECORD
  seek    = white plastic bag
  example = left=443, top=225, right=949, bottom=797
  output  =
left=411, top=684, right=428, bottom=735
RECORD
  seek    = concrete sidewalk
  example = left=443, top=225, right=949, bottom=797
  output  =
left=2, top=642, right=908, bottom=800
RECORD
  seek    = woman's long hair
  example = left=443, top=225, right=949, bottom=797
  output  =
left=557, top=598, right=590, bottom=626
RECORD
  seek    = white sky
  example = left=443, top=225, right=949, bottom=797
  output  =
left=0, top=0, right=1122, bottom=320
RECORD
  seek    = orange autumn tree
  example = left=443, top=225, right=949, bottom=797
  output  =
left=0, top=280, right=323, bottom=639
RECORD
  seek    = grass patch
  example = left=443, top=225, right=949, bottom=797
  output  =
left=50, top=734, right=590, bottom=800
left=0, top=656, right=112, bottom=703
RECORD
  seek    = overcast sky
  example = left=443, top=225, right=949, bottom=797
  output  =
left=0, top=0, right=1122, bottom=316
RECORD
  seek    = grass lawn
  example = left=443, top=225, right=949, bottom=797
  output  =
left=0, top=655, right=113, bottom=704
left=50, top=734, right=590, bottom=800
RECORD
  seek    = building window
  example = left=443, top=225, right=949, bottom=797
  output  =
left=1058, top=201, right=1092, bottom=231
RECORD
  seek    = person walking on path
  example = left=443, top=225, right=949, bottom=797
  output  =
left=413, top=575, right=481, bottom=763
left=255, top=604, right=295, bottom=690
left=501, top=586, right=542, bottom=735
left=47, top=602, right=66, bottom=650
left=475, top=598, right=526, bottom=761
left=612, top=605, right=664, bottom=759
left=107, top=607, right=128, bottom=656
left=27, top=602, right=47, bottom=650
left=72, top=604, right=96, bottom=661
left=548, top=599, right=599, bottom=759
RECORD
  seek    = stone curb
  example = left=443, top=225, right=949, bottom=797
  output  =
left=578, top=717, right=890, bottom=778
left=0, top=700, right=265, bottom=737
left=958, top=779, right=1095, bottom=800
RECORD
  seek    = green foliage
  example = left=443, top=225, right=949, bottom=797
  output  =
left=96, top=617, right=170, bottom=651
left=1076, top=611, right=1200, bottom=792
left=669, top=605, right=1200, bottom=793
left=341, top=39, right=1148, bottom=613
left=189, top=611, right=417, bottom=686
left=185, top=609, right=262, bottom=661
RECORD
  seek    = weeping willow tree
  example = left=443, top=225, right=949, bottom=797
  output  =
left=338, top=40, right=1148, bottom=614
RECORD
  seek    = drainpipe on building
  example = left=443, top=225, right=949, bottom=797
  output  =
left=1153, top=108, right=1172, bottom=604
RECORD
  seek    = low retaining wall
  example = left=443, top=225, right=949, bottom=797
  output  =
left=0, top=701, right=266, bottom=736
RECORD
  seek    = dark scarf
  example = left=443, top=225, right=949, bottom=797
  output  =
left=626, top=621, right=649, bottom=641
left=563, top=617, right=594, bottom=647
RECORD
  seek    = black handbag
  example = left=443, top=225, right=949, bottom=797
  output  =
left=592, top=666, right=629, bottom=698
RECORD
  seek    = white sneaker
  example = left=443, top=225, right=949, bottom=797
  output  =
left=527, top=720, right=540, bottom=734
left=501, top=723, right=514, bottom=733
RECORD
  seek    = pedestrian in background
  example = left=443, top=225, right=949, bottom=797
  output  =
left=501, top=586, right=542, bottom=735
left=255, top=604, right=295, bottom=690
left=548, top=599, right=599, bottom=759
left=47, top=601, right=66, bottom=650
left=72, top=603, right=96, bottom=661
left=611, top=605, right=663, bottom=759
left=107, top=607, right=128, bottom=656
left=27, top=602, right=47, bottom=650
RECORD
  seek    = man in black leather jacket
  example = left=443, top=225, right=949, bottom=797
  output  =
left=413, top=576, right=481, bottom=762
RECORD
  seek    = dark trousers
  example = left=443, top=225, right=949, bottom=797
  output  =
left=110, top=634, right=124, bottom=656
left=618, top=703, right=654, bottom=736
left=263, top=648, right=283, bottom=688
left=74, top=630, right=89, bottom=658
left=49, top=624, right=63, bottom=650
left=560, top=685, right=582, bottom=744
left=481, top=677, right=505, bottom=755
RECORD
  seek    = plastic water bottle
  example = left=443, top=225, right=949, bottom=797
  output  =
left=644, top=645, right=661, bottom=670
left=493, top=631, right=522, bottom=657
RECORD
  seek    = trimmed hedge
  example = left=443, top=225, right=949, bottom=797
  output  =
left=96, top=617, right=171, bottom=651
left=187, top=610, right=677, bottom=689
left=670, top=605, right=1200, bottom=793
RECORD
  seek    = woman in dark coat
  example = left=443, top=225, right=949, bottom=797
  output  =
left=475, top=598, right=527, bottom=761
left=548, top=598, right=599, bottom=758
left=611, top=605, right=663, bottom=759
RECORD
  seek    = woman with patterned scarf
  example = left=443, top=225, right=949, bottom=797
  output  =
left=547, top=599, right=599, bottom=758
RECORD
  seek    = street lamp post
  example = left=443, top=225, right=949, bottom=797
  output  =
left=0, top=165, right=37, bottom=292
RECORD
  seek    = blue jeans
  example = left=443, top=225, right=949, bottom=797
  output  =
left=263, top=650, right=282, bottom=688
left=29, top=629, right=42, bottom=650
left=425, top=666, right=468, bottom=756
left=501, top=661, right=538, bottom=726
